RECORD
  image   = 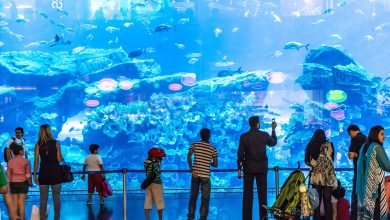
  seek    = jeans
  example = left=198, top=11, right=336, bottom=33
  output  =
left=312, top=185, right=332, bottom=220
left=243, top=173, right=267, bottom=220
left=187, top=177, right=211, bottom=220
left=40, top=184, right=61, bottom=220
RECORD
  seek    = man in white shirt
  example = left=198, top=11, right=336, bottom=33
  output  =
left=5, top=127, right=27, bottom=162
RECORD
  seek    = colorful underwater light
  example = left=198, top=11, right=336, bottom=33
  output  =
left=326, top=90, right=347, bottom=103
left=168, top=83, right=183, bottom=91
left=98, top=78, right=117, bottom=91
left=324, top=102, right=339, bottom=110
left=85, top=100, right=99, bottom=107
left=84, top=87, right=99, bottom=94
left=330, top=109, right=345, bottom=120
left=119, top=80, right=133, bottom=90
left=181, top=73, right=196, bottom=86
left=267, top=71, right=287, bottom=84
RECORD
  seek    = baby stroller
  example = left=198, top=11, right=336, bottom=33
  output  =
left=266, top=167, right=312, bottom=219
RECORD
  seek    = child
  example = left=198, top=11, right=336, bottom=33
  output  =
left=7, top=143, right=32, bottom=220
left=335, top=187, right=350, bottom=220
left=144, top=147, right=166, bottom=220
left=81, top=144, right=105, bottom=205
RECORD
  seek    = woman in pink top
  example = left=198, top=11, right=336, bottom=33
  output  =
left=7, top=143, right=32, bottom=220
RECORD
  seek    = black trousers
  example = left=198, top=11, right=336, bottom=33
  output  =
left=242, top=172, right=267, bottom=220
left=312, top=185, right=332, bottom=220
left=351, top=176, right=358, bottom=220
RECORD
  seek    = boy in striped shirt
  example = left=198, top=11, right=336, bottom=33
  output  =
left=187, top=128, right=218, bottom=220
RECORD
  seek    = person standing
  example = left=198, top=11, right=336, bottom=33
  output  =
left=237, top=116, right=277, bottom=220
left=305, top=129, right=337, bottom=220
left=7, top=144, right=32, bottom=220
left=357, top=125, right=389, bottom=219
left=33, top=124, right=63, bottom=220
left=5, top=127, right=27, bottom=162
left=347, top=125, right=367, bottom=220
left=81, top=144, right=105, bottom=205
left=187, top=128, right=218, bottom=220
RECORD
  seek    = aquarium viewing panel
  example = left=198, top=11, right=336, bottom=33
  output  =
left=0, top=0, right=389, bottom=189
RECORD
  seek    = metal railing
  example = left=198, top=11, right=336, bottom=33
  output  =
left=30, top=167, right=354, bottom=219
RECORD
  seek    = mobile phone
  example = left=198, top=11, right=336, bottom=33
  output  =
left=272, top=118, right=275, bottom=123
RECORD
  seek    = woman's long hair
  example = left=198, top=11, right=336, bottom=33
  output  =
left=37, top=124, right=54, bottom=155
left=306, top=129, right=327, bottom=161
left=362, top=125, right=384, bottom=154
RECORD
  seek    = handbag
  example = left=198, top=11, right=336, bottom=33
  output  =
left=60, top=160, right=74, bottom=183
left=101, top=179, right=113, bottom=197
left=141, top=162, right=156, bottom=189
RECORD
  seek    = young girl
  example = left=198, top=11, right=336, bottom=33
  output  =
left=7, top=143, right=32, bottom=220
left=81, top=144, right=105, bottom=205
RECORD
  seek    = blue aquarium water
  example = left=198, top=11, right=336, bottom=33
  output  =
left=0, top=0, right=389, bottom=190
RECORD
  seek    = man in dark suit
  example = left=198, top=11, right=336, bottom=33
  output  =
left=347, top=124, right=367, bottom=220
left=237, top=116, right=277, bottom=220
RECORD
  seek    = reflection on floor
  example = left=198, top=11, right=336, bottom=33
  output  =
left=0, top=192, right=274, bottom=219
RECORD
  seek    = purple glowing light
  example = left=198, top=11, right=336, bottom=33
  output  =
left=330, top=110, right=345, bottom=120
left=168, top=83, right=183, bottom=91
left=324, top=102, right=339, bottom=109
left=181, top=73, right=196, bottom=86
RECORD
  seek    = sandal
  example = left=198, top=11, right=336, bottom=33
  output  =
left=86, top=200, right=92, bottom=205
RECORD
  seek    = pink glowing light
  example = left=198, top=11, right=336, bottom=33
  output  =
left=324, top=102, right=339, bottom=109
left=85, top=100, right=99, bottom=107
left=181, top=73, right=197, bottom=86
left=98, top=78, right=117, bottom=91
left=168, top=83, right=183, bottom=91
left=267, top=71, right=287, bottom=84
left=330, top=110, right=345, bottom=120
left=119, top=80, right=133, bottom=90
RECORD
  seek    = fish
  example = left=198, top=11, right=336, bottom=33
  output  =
left=283, top=42, right=310, bottom=51
left=268, top=50, right=283, bottom=58
left=154, top=24, right=175, bottom=32
left=185, top=53, right=202, bottom=58
left=322, top=8, right=334, bottom=14
left=217, top=67, right=244, bottom=77
left=329, top=34, right=342, bottom=41
left=49, top=34, right=71, bottom=47
left=66, top=28, right=75, bottom=33
left=128, top=49, right=144, bottom=58
left=16, top=16, right=29, bottom=23
left=337, top=1, right=347, bottom=7
left=56, top=8, right=68, bottom=16
left=232, top=27, right=240, bottom=32
left=71, top=46, right=88, bottom=54
left=79, top=24, right=97, bottom=31
left=123, top=22, right=133, bottom=28
left=312, top=19, right=325, bottom=25
left=37, top=10, right=48, bottom=19
left=188, top=57, right=199, bottom=64
left=215, top=56, right=235, bottom=67
left=86, top=34, right=94, bottom=41
left=271, top=12, right=281, bottom=23
left=106, top=26, right=120, bottom=33
left=174, top=43, right=185, bottom=49
left=178, top=18, right=190, bottom=24
left=364, top=35, right=374, bottom=41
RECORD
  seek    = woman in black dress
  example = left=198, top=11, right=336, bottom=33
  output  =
left=33, top=124, right=63, bottom=220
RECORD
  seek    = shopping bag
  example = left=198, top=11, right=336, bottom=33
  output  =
left=30, top=205, right=49, bottom=220
left=101, top=179, right=113, bottom=197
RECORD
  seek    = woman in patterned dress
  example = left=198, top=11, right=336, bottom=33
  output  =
left=357, top=125, right=389, bottom=220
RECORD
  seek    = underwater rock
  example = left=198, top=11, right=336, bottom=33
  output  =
left=296, top=45, right=376, bottom=91
left=0, top=48, right=161, bottom=85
